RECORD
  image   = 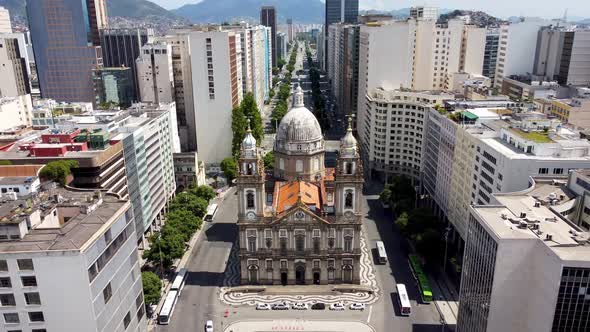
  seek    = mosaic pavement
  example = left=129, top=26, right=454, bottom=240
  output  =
left=219, top=232, right=381, bottom=306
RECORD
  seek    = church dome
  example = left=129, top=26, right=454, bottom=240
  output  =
left=276, top=86, right=323, bottom=145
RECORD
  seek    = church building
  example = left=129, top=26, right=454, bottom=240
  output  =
left=236, top=86, right=363, bottom=285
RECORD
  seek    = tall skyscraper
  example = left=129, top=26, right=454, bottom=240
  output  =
left=100, top=28, right=154, bottom=101
left=0, top=6, right=12, bottom=33
left=26, top=0, right=105, bottom=103
left=260, top=6, right=276, bottom=67
left=0, top=36, right=31, bottom=97
left=324, top=0, right=358, bottom=67
left=287, top=19, right=294, bottom=43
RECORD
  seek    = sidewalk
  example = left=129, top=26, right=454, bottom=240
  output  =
left=428, top=274, right=459, bottom=328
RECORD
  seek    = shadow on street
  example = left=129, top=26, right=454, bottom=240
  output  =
left=185, top=271, right=225, bottom=287
left=205, top=223, right=237, bottom=242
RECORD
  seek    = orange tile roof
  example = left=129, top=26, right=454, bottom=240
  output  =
left=276, top=181, right=321, bottom=214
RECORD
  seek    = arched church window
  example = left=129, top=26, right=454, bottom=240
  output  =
left=346, top=162, right=354, bottom=175
left=297, top=144, right=302, bottom=151
left=345, top=190, right=354, bottom=209
left=246, top=192, right=255, bottom=209
left=246, top=163, right=254, bottom=175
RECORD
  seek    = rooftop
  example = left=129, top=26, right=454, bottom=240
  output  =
left=472, top=192, right=590, bottom=261
left=0, top=187, right=128, bottom=253
left=275, top=181, right=321, bottom=214
left=508, top=128, right=554, bottom=143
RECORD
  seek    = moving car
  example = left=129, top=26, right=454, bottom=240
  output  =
left=256, top=303, right=271, bottom=310
left=205, top=320, right=214, bottom=332
left=292, top=302, right=308, bottom=310
left=329, top=302, right=345, bottom=311
left=272, top=302, right=289, bottom=310
left=311, top=302, right=326, bottom=310
left=350, top=303, right=366, bottom=311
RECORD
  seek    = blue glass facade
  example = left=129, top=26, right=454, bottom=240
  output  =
left=27, top=0, right=103, bottom=103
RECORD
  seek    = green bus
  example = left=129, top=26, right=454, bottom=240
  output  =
left=408, top=254, right=433, bottom=303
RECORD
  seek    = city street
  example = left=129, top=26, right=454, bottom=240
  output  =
left=157, top=181, right=445, bottom=332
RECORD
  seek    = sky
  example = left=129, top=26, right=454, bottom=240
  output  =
left=151, top=0, right=590, bottom=20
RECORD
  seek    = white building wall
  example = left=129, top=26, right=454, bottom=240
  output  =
left=0, top=6, right=11, bottom=33
left=136, top=43, right=174, bottom=104
left=0, top=96, right=32, bottom=130
left=189, top=31, right=236, bottom=164
left=494, top=19, right=548, bottom=88
left=568, top=31, right=590, bottom=86
left=462, top=26, right=486, bottom=75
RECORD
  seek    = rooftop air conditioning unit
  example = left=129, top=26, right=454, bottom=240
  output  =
left=545, top=234, right=553, bottom=241
left=520, top=212, right=527, bottom=218
left=534, top=202, right=540, bottom=207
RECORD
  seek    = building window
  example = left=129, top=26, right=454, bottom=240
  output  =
left=24, top=292, right=41, bottom=306
left=553, top=168, right=564, bottom=175
left=21, top=276, right=37, bottom=287
left=346, top=162, right=353, bottom=174
left=246, top=192, right=255, bottom=209
left=328, top=228, right=335, bottom=248
left=103, top=283, right=112, bottom=304
left=295, top=235, right=305, bottom=252
left=296, top=160, right=303, bottom=172
left=3, top=312, right=19, bottom=324
left=28, top=311, right=44, bottom=323
left=345, top=190, right=354, bottom=209
left=538, top=168, right=549, bottom=174
left=279, top=158, right=285, bottom=170
left=264, top=229, right=272, bottom=248
left=33, top=329, right=47, bottom=332
left=248, top=237, right=257, bottom=252
left=17, top=259, right=34, bottom=271
left=0, top=294, right=15, bottom=306
left=313, top=260, right=320, bottom=269
left=343, top=229, right=353, bottom=252
left=0, top=260, right=7, bottom=272
left=265, top=259, right=273, bottom=270
left=0, top=277, right=11, bottom=288
left=123, top=311, right=131, bottom=329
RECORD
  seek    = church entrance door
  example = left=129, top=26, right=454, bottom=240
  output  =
left=281, top=272, right=288, bottom=286
left=295, top=265, right=306, bottom=285
left=313, top=272, right=320, bottom=285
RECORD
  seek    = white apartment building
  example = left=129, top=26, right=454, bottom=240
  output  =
left=360, top=88, right=453, bottom=181
left=0, top=97, right=33, bottom=131
left=409, top=6, right=439, bottom=20
left=156, top=33, right=197, bottom=152
left=136, top=42, right=174, bottom=104
left=244, top=25, right=271, bottom=108
left=188, top=28, right=244, bottom=164
left=494, top=18, right=549, bottom=88
left=423, top=105, right=590, bottom=239
left=0, top=6, right=11, bottom=34
left=0, top=188, right=146, bottom=332
left=0, top=35, right=31, bottom=98
left=457, top=188, right=590, bottom=332
left=357, top=18, right=485, bottom=124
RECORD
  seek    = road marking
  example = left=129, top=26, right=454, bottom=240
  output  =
left=367, top=305, right=373, bottom=324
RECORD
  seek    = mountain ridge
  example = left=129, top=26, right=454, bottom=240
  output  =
left=173, top=0, right=325, bottom=24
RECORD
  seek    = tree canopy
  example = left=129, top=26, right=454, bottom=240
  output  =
left=169, top=192, right=208, bottom=218
left=39, top=160, right=79, bottom=185
left=230, top=93, right=263, bottom=158
left=220, top=157, right=237, bottom=182
left=141, top=271, right=162, bottom=305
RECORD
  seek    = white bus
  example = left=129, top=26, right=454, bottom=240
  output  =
left=158, top=290, right=179, bottom=325
left=376, top=241, right=387, bottom=264
left=204, top=203, right=218, bottom=222
left=396, top=284, right=412, bottom=316
left=170, top=268, right=188, bottom=294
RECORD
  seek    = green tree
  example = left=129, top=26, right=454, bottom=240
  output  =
left=269, top=89, right=275, bottom=99
left=272, top=67, right=279, bottom=75
left=277, top=58, right=286, bottom=70
left=241, top=93, right=264, bottom=143
left=141, top=271, right=162, bottom=305
left=415, top=228, right=444, bottom=262
left=220, top=157, right=237, bottom=183
left=189, top=185, right=216, bottom=202
left=164, top=209, right=202, bottom=242
left=231, top=105, right=247, bottom=158
left=142, top=231, right=185, bottom=269
left=39, top=160, right=79, bottom=185
left=395, top=212, right=410, bottom=235
left=169, top=192, right=208, bottom=217
left=263, top=151, right=274, bottom=170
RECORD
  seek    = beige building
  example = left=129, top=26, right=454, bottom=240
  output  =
left=0, top=6, right=11, bottom=33
left=237, top=87, right=363, bottom=285
left=548, top=97, right=590, bottom=129
left=0, top=96, right=32, bottom=131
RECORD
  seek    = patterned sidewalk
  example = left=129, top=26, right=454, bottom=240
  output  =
left=218, top=231, right=381, bottom=306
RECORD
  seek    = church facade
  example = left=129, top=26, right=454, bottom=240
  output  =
left=236, top=86, right=364, bottom=286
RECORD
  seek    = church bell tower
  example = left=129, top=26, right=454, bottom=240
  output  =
left=236, top=122, right=265, bottom=222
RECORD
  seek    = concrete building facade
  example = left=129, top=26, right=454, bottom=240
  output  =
left=0, top=6, right=11, bottom=33
left=0, top=35, right=31, bottom=98
left=260, top=6, right=277, bottom=67
left=136, top=42, right=174, bottom=104
left=0, top=188, right=146, bottom=332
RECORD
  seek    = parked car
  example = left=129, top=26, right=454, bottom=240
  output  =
left=256, top=303, right=271, bottom=310
left=272, top=302, right=289, bottom=310
left=311, top=302, right=326, bottom=310
left=292, top=302, right=308, bottom=310
left=205, top=320, right=214, bottom=332
left=329, top=302, right=345, bottom=311
left=349, top=303, right=366, bottom=311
